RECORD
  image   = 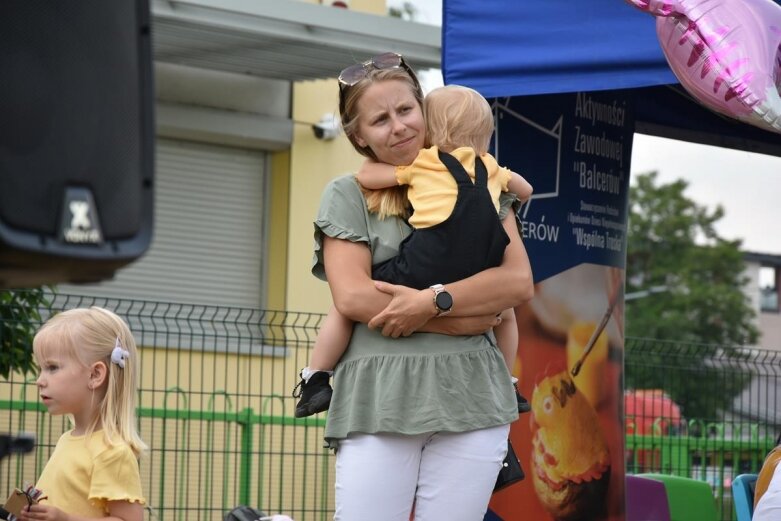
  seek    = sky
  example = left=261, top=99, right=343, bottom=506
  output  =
left=388, top=0, right=781, bottom=255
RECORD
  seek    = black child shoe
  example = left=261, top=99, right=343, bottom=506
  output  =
left=292, top=371, right=333, bottom=418
left=515, top=385, right=531, bottom=414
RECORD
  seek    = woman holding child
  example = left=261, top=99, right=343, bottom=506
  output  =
left=309, top=53, right=534, bottom=520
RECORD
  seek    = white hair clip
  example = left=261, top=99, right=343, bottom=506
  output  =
left=111, top=338, right=130, bottom=369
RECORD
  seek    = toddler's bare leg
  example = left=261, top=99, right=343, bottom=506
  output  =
left=294, top=306, right=354, bottom=418
left=309, top=305, right=354, bottom=371
left=494, top=308, right=518, bottom=372
left=494, top=308, right=530, bottom=413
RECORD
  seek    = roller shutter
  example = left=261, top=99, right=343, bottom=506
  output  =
left=59, top=139, right=266, bottom=307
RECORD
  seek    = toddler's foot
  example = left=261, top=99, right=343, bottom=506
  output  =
left=515, top=385, right=531, bottom=414
left=292, top=370, right=333, bottom=418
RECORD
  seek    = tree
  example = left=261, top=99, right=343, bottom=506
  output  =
left=0, top=288, right=50, bottom=378
left=624, top=172, right=758, bottom=421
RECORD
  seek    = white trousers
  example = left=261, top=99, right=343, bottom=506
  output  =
left=334, top=424, right=510, bottom=521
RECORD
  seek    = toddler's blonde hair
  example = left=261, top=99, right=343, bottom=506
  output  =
left=424, top=85, right=494, bottom=154
left=33, top=306, right=146, bottom=456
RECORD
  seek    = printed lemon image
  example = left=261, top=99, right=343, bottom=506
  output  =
left=530, top=368, right=610, bottom=521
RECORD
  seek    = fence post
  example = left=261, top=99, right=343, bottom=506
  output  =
left=238, top=407, right=254, bottom=506
left=206, top=390, right=234, bottom=513
left=160, top=386, right=189, bottom=521
left=664, top=436, right=685, bottom=476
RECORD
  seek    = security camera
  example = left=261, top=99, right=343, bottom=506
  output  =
left=312, top=113, right=340, bottom=141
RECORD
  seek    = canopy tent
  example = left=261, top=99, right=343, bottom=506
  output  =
left=443, top=4, right=777, bottom=519
left=442, top=0, right=781, bottom=157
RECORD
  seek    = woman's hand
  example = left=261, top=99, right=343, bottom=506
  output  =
left=368, top=281, right=436, bottom=337
left=369, top=280, right=503, bottom=337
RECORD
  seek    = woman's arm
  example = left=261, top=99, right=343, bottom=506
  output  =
left=445, top=210, right=533, bottom=314
left=323, top=236, right=436, bottom=334
left=325, top=209, right=533, bottom=337
left=367, top=211, right=533, bottom=331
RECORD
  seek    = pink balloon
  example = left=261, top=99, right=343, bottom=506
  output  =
left=627, top=0, right=781, bottom=134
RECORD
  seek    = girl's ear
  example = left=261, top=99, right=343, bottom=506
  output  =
left=89, top=361, right=108, bottom=389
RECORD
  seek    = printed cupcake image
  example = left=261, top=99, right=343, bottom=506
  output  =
left=530, top=367, right=611, bottom=521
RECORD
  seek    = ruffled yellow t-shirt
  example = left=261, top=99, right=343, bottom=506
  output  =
left=36, top=430, right=145, bottom=517
left=395, top=146, right=512, bottom=228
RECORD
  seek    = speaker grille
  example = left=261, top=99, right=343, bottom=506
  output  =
left=0, top=1, right=151, bottom=240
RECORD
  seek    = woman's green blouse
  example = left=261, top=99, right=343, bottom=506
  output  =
left=312, top=175, right=517, bottom=448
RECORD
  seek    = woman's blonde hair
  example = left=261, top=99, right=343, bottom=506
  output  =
left=339, top=66, right=425, bottom=219
left=33, top=306, right=146, bottom=456
left=424, top=85, right=494, bottom=154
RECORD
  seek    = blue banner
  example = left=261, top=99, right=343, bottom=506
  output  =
left=493, top=91, right=634, bottom=282
left=489, top=91, right=633, bottom=521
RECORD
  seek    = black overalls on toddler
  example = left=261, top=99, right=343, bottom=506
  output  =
left=372, top=150, right=511, bottom=289
left=373, top=149, right=531, bottom=457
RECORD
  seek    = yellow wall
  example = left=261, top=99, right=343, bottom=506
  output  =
left=267, top=150, right=291, bottom=311
left=281, top=0, right=388, bottom=314
left=286, top=80, right=365, bottom=314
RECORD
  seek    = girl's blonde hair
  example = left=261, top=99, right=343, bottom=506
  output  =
left=339, top=66, right=425, bottom=219
left=424, top=85, right=494, bottom=155
left=33, top=306, right=146, bottom=456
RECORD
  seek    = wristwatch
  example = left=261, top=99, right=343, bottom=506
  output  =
left=429, top=284, right=453, bottom=316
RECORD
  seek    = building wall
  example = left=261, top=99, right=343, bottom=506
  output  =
left=267, top=151, right=292, bottom=311
left=744, top=258, right=781, bottom=350
left=285, top=0, right=389, bottom=314
left=758, top=313, right=781, bottom=350
left=286, top=79, right=365, bottom=313
left=745, top=262, right=761, bottom=313
left=51, top=1, right=392, bottom=312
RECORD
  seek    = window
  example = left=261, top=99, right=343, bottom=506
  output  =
left=759, top=265, right=779, bottom=312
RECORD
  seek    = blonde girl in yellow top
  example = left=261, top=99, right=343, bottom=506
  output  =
left=20, top=307, right=146, bottom=521
left=294, top=85, right=533, bottom=418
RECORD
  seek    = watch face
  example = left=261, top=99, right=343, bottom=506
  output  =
left=436, top=290, right=453, bottom=311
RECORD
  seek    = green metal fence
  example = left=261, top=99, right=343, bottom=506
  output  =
left=0, top=293, right=331, bottom=520
left=2, top=293, right=781, bottom=521
left=625, top=337, right=781, bottom=520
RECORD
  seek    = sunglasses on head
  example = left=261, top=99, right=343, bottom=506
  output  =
left=338, top=52, right=413, bottom=87
left=337, top=53, right=418, bottom=114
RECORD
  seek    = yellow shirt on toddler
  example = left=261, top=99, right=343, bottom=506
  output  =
left=36, top=430, right=145, bottom=517
left=395, top=145, right=512, bottom=228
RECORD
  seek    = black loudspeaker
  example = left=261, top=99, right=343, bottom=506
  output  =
left=0, top=1, right=155, bottom=288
